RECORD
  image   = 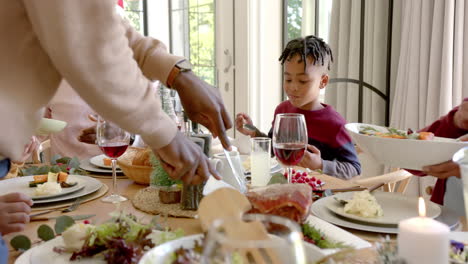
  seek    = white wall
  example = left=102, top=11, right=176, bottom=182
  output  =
left=235, top=0, right=283, bottom=135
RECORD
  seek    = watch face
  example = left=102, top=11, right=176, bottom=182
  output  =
left=177, top=60, right=193, bottom=71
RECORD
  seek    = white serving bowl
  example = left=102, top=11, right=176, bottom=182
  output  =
left=346, top=123, right=468, bottom=170
left=35, top=118, right=67, bottom=136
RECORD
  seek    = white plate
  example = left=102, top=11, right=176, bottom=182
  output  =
left=346, top=123, right=468, bottom=170
left=0, top=176, right=85, bottom=200
left=16, top=236, right=105, bottom=264
left=31, top=176, right=102, bottom=205
left=240, top=154, right=282, bottom=174
left=139, top=234, right=325, bottom=264
left=35, top=118, right=67, bottom=136
left=304, top=215, right=372, bottom=255
left=79, top=159, right=123, bottom=174
left=450, top=232, right=468, bottom=242
left=89, top=154, right=120, bottom=169
left=312, top=195, right=459, bottom=234
left=326, top=192, right=441, bottom=225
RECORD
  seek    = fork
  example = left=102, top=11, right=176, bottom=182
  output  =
left=30, top=198, right=83, bottom=218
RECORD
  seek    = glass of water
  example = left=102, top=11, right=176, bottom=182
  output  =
left=250, top=137, right=271, bottom=186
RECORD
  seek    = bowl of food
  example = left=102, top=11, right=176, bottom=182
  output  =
left=117, top=147, right=153, bottom=185
left=345, top=123, right=468, bottom=170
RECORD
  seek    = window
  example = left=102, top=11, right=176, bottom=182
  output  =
left=283, top=0, right=333, bottom=102
left=170, top=0, right=216, bottom=86
left=123, top=0, right=147, bottom=35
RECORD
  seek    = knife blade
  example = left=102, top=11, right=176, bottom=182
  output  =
left=31, top=214, right=96, bottom=222
left=223, top=149, right=247, bottom=193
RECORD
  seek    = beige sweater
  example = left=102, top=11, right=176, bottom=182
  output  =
left=0, top=0, right=183, bottom=161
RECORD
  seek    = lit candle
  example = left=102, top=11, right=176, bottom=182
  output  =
left=397, top=197, right=450, bottom=264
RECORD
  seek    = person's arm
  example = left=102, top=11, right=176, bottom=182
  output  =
left=23, top=0, right=177, bottom=149
left=321, top=148, right=361, bottom=179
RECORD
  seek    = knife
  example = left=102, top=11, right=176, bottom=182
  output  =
left=323, top=182, right=385, bottom=197
left=31, top=214, right=96, bottom=222
left=223, top=149, right=247, bottom=193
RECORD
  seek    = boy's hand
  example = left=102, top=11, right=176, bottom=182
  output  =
left=297, top=144, right=323, bottom=170
left=235, top=113, right=256, bottom=137
left=0, top=193, right=33, bottom=235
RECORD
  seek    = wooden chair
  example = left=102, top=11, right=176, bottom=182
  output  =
left=32, top=139, right=51, bottom=164
left=352, top=169, right=413, bottom=193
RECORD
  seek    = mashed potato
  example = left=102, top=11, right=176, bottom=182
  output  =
left=62, top=223, right=94, bottom=251
left=344, top=190, right=383, bottom=218
left=34, top=182, right=62, bottom=196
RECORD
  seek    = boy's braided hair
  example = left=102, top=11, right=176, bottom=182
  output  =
left=279, top=35, right=333, bottom=71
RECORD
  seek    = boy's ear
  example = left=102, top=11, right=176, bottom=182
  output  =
left=320, top=74, right=329, bottom=89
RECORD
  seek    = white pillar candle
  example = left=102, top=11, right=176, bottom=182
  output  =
left=397, top=198, right=450, bottom=264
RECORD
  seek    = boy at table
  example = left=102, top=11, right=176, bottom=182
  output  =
left=235, top=35, right=361, bottom=179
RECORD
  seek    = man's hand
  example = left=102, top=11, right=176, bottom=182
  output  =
left=297, top=145, right=323, bottom=170
left=0, top=193, right=32, bottom=235
left=421, top=134, right=468, bottom=179
left=78, top=125, right=96, bottom=144
left=422, top=161, right=460, bottom=179
left=235, top=113, right=256, bottom=137
left=173, top=72, right=233, bottom=150
left=14, top=136, right=38, bottom=163
left=153, top=131, right=221, bottom=185
left=454, top=100, right=468, bottom=130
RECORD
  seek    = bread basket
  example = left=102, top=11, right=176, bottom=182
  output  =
left=117, top=147, right=152, bottom=185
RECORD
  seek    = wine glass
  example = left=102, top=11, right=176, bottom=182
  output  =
left=96, top=116, right=130, bottom=203
left=272, top=113, right=308, bottom=183
left=202, top=214, right=306, bottom=264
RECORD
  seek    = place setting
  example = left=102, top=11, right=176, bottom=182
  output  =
left=79, top=154, right=125, bottom=176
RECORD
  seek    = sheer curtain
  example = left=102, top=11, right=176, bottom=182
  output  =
left=391, top=0, right=468, bottom=130
left=325, top=0, right=402, bottom=126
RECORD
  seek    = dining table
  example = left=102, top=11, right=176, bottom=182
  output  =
left=5, top=170, right=467, bottom=264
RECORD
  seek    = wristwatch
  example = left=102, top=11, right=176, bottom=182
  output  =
left=166, top=60, right=192, bottom=88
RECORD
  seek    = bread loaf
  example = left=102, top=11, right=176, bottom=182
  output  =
left=132, top=148, right=152, bottom=167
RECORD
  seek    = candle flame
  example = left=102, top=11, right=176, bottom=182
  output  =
left=418, top=197, right=426, bottom=217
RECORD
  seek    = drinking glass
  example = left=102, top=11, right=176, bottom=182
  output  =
left=201, top=214, right=306, bottom=264
left=272, top=113, right=308, bottom=183
left=250, top=137, right=272, bottom=186
left=96, top=116, right=130, bottom=203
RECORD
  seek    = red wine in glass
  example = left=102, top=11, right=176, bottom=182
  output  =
left=273, top=143, right=306, bottom=166
left=99, top=143, right=129, bottom=158
left=96, top=117, right=130, bottom=203
left=272, top=113, right=308, bottom=183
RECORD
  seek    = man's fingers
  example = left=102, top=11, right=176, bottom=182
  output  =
left=9, top=213, right=29, bottom=224
left=221, top=107, right=233, bottom=130
left=88, top=114, right=98, bottom=122
left=1, top=193, right=32, bottom=205
left=5, top=202, right=31, bottom=214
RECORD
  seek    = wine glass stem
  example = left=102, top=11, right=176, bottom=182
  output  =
left=111, top=158, right=117, bottom=195
left=287, top=166, right=293, bottom=183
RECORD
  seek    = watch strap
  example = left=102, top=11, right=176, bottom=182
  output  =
left=166, top=65, right=181, bottom=88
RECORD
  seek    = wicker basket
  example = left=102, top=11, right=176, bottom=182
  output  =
left=117, top=147, right=152, bottom=185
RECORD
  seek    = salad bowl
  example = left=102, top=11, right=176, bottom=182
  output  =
left=346, top=123, right=468, bottom=170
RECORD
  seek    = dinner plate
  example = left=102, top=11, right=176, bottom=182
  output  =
left=240, top=154, right=282, bottom=174
left=89, top=154, right=120, bottom=169
left=31, top=176, right=102, bottom=205
left=346, top=123, right=468, bottom=170
left=0, top=176, right=85, bottom=200
left=325, top=192, right=441, bottom=226
left=79, top=159, right=123, bottom=174
left=35, top=118, right=67, bottom=136
left=312, top=195, right=459, bottom=234
left=139, top=234, right=326, bottom=264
